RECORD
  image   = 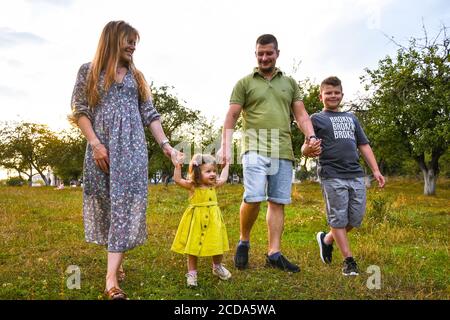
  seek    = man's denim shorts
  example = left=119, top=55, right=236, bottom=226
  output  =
left=320, top=177, right=367, bottom=228
left=242, top=151, right=293, bottom=205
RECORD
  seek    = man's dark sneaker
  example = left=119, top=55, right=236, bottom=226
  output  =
left=342, top=257, right=359, bottom=276
left=265, top=254, right=300, bottom=273
left=316, top=231, right=333, bottom=264
left=234, top=244, right=249, bottom=269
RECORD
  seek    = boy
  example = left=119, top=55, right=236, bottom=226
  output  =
left=302, top=76, right=385, bottom=276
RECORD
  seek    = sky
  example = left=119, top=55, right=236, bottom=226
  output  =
left=0, top=0, right=449, bottom=133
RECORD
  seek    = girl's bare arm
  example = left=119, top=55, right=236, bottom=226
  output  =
left=216, top=163, right=230, bottom=187
left=174, top=163, right=193, bottom=190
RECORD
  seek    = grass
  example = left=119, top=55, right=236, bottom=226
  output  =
left=0, top=178, right=449, bottom=300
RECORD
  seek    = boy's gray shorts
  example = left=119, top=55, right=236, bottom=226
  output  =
left=320, top=177, right=366, bottom=228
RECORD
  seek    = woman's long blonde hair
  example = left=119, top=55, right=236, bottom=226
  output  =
left=87, top=20, right=151, bottom=107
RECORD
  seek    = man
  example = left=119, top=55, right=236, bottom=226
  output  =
left=219, top=34, right=320, bottom=272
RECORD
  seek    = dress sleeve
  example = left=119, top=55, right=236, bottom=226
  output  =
left=69, top=63, right=93, bottom=125
left=139, top=97, right=161, bottom=127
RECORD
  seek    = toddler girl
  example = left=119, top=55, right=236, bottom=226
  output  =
left=171, top=154, right=231, bottom=287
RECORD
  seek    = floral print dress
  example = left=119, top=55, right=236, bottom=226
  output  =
left=71, top=63, right=160, bottom=252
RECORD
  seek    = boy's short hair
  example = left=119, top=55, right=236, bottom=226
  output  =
left=320, top=76, right=343, bottom=92
left=256, top=34, right=278, bottom=50
left=189, top=154, right=217, bottom=186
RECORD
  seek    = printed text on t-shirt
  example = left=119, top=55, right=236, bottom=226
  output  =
left=330, top=116, right=355, bottom=140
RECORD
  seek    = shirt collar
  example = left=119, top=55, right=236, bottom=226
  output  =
left=252, top=67, right=283, bottom=78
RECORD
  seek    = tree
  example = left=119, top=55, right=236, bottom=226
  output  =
left=362, top=25, right=450, bottom=195
left=146, top=85, right=202, bottom=183
left=0, top=122, right=58, bottom=186
left=49, top=128, right=86, bottom=183
left=355, top=103, right=415, bottom=177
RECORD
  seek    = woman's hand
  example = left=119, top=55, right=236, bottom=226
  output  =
left=172, top=149, right=185, bottom=167
left=92, top=142, right=110, bottom=173
left=162, top=144, right=184, bottom=167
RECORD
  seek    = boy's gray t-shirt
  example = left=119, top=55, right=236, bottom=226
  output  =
left=311, top=110, right=369, bottom=179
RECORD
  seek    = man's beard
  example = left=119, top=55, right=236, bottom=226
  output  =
left=260, top=65, right=274, bottom=73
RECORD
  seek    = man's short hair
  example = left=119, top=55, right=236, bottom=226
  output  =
left=320, top=76, right=343, bottom=92
left=256, top=34, right=278, bottom=50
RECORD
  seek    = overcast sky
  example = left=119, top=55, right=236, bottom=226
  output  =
left=1, top=0, right=449, bottom=132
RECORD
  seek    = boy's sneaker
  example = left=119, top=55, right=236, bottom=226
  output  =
left=342, top=257, right=359, bottom=276
left=265, top=254, right=300, bottom=273
left=213, top=264, right=232, bottom=280
left=234, top=244, right=249, bottom=269
left=316, top=231, right=333, bottom=264
left=186, top=273, right=198, bottom=287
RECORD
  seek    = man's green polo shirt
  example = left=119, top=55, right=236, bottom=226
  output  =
left=230, top=68, right=302, bottom=161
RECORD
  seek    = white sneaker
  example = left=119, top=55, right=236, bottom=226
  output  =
left=186, top=273, right=198, bottom=287
left=212, top=264, right=232, bottom=280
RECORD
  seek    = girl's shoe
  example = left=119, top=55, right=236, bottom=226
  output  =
left=186, top=273, right=198, bottom=287
left=212, top=264, right=232, bottom=280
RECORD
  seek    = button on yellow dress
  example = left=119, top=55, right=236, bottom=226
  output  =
left=171, top=187, right=229, bottom=257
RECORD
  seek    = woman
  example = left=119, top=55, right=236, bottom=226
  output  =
left=70, top=20, right=177, bottom=300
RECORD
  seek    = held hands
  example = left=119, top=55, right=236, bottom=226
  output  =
left=216, top=146, right=231, bottom=167
left=302, top=138, right=322, bottom=158
left=162, top=143, right=184, bottom=167
left=172, top=149, right=185, bottom=167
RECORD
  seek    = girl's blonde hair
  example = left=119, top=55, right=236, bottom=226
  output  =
left=189, top=154, right=217, bottom=186
left=87, top=20, right=151, bottom=107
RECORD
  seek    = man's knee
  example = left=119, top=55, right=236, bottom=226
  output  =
left=267, top=200, right=284, bottom=210
left=242, top=200, right=261, bottom=207
left=241, top=201, right=261, bottom=216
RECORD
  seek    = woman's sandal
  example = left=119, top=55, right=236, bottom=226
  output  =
left=104, top=287, right=127, bottom=300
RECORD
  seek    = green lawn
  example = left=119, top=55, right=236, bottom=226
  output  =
left=0, top=178, right=449, bottom=300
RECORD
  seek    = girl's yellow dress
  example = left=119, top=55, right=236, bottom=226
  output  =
left=171, top=187, right=229, bottom=257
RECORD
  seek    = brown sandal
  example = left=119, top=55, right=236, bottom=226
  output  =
left=104, top=287, right=127, bottom=300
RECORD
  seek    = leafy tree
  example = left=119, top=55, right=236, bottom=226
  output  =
left=362, top=25, right=450, bottom=195
left=438, top=147, right=450, bottom=178
left=347, top=102, right=408, bottom=177
left=146, top=85, right=202, bottom=183
left=49, top=128, right=86, bottom=183
left=0, top=122, right=58, bottom=186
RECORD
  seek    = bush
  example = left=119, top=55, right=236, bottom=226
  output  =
left=6, top=176, right=26, bottom=186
